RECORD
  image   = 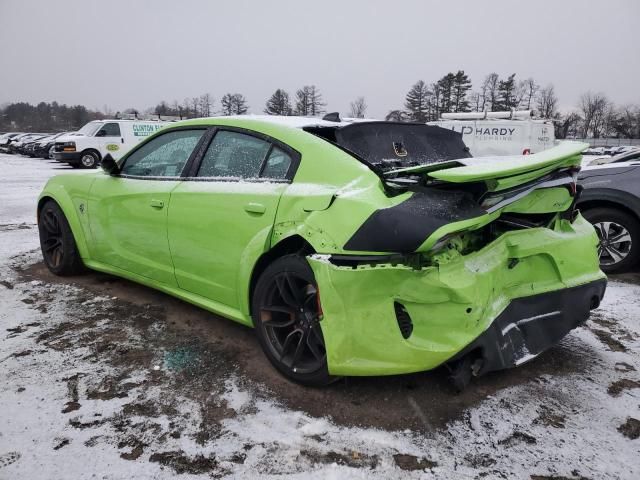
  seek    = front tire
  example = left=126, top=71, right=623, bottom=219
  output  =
left=79, top=150, right=99, bottom=169
left=582, top=207, right=640, bottom=273
left=252, top=254, right=333, bottom=386
left=38, top=200, right=85, bottom=276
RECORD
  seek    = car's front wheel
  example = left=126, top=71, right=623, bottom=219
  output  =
left=38, top=200, right=85, bottom=276
left=252, top=254, right=333, bottom=386
left=79, top=150, right=99, bottom=169
left=582, top=207, right=640, bottom=273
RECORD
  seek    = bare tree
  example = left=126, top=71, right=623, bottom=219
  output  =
left=554, top=112, right=581, bottom=139
left=191, top=97, right=201, bottom=117
left=481, top=73, right=499, bottom=112
left=609, top=104, right=640, bottom=138
left=468, top=91, right=481, bottom=112
left=517, top=78, right=538, bottom=110
left=199, top=93, right=213, bottom=117
left=349, top=96, right=367, bottom=118
left=294, top=85, right=326, bottom=116
left=536, top=84, right=558, bottom=119
left=385, top=110, right=408, bottom=122
left=579, top=92, right=611, bottom=138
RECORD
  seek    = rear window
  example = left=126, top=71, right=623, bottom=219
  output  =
left=306, top=122, right=471, bottom=172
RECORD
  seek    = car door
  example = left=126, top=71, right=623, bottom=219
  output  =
left=88, top=128, right=207, bottom=286
left=94, top=121, right=125, bottom=159
left=168, top=128, right=296, bottom=309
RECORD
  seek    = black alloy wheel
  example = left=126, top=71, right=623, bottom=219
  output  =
left=38, top=200, right=85, bottom=276
left=252, top=255, right=332, bottom=386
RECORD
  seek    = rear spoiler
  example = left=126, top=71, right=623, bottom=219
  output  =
left=384, top=142, right=587, bottom=185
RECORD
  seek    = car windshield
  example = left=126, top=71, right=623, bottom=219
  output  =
left=305, top=122, right=471, bottom=172
left=77, top=122, right=103, bottom=136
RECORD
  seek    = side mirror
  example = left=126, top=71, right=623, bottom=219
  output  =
left=95, top=130, right=106, bottom=137
left=101, top=154, right=120, bottom=175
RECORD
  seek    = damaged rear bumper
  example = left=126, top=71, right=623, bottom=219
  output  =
left=447, top=279, right=606, bottom=375
left=308, top=215, right=606, bottom=377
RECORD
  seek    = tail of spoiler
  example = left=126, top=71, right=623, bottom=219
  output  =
left=384, top=141, right=587, bottom=190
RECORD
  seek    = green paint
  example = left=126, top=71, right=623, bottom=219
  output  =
left=38, top=118, right=604, bottom=377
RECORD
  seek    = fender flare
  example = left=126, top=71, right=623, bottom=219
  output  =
left=577, top=188, right=640, bottom=220
left=38, top=187, right=92, bottom=260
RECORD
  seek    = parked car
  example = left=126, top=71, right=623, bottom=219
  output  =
left=13, top=134, right=49, bottom=155
left=587, top=147, right=640, bottom=166
left=8, top=133, right=48, bottom=154
left=33, top=133, right=68, bottom=159
left=578, top=157, right=640, bottom=273
left=38, top=116, right=605, bottom=388
left=54, top=119, right=169, bottom=168
left=0, top=132, right=26, bottom=153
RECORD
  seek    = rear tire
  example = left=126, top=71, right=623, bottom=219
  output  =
left=252, top=254, right=333, bottom=386
left=79, top=150, right=99, bottom=169
left=582, top=207, right=640, bottom=273
left=38, top=200, right=85, bottom=276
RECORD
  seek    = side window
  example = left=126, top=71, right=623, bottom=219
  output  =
left=197, top=130, right=270, bottom=179
left=261, top=146, right=292, bottom=179
left=120, top=129, right=204, bottom=178
left=98, top=122, right=121, bottom=137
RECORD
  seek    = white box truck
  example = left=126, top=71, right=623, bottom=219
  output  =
left=429, top=110, right=555, bottom=157
left=53, top=119, right=170, bottom=168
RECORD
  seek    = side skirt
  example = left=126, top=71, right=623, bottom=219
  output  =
left=82, top=260, right=253, bottom=327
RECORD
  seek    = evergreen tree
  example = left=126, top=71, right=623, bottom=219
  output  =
left=294, top=85, right=325, bottom=116
left=221, top=93, right=248, bottom=115
left=264, top=89, right=292, bottom=115
left=496, top=73, right=518, bottom=111
left=452, top=70, right=472, bottom=112
left=436, top=73, right=455, bottom=113
left=404, top=80, right=431, bottom=122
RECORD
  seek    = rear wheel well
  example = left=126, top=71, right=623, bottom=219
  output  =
left=249, top=235, right=315, bottom=314
left=578, top=199, right=640, bottom=223
left=80, top=148, right=101, bottom=159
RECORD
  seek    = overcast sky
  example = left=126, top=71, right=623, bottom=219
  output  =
left=1, top=0, right=638, bottom=117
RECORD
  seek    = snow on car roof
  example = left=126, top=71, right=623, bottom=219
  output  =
left=206, top=114, right=380, bottom=129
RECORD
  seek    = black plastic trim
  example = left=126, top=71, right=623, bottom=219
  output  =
left=448, top=279, right=607, bottom=375
left=344, top=190, right=486, bottom=253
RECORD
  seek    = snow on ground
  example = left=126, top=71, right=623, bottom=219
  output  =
left=0, top=153, right=639, bottom=479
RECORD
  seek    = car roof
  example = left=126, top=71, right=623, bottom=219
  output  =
left=174, top=114, right=380, bottom=130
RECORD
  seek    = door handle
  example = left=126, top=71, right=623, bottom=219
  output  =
left=150, top=199, right=165, bottom=209
left=121, top=137, right=124, bottom=144
left=244, top=202, right=266, bottom=214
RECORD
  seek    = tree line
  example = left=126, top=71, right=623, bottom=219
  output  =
left=1, top=72, right=639, bottom=139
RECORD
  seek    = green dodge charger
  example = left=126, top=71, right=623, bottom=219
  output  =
left=37, top=115, right=606, bottom=387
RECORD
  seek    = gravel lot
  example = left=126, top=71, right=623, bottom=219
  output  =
left=1, top=153, right=639, bottom=479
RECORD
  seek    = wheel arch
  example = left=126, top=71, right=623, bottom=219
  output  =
left=247, top=234, right=316, bottom=318
left=577, top=188, right=640, bottom=223
left=38, top=193, right=91, bottom=260
left=80, top=148, right=101, bottom=159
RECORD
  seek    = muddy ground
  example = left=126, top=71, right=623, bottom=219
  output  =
left=2, top=255, right=638, bottom=478
left=18, top=261, right=638, bottom=432
left=0, top=155, right=639, bottom=479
